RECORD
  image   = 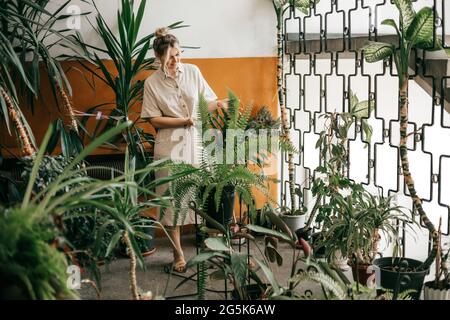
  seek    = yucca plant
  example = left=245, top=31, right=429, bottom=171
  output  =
left=62, top=0, right=186, bottom=165
left=0, top=27, right=36, bottom=156
left=362, top=0, right=442, bottom=271
left=0, top=0, right=84, bottom=156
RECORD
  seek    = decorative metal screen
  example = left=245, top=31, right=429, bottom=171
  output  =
left=280, top=0, right=450, bottom=263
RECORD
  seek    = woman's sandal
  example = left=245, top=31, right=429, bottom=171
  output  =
left=173, top=259, right=186, bottom=273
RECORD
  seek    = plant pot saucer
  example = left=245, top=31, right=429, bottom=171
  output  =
left=141, top=247, right=156, bottom=257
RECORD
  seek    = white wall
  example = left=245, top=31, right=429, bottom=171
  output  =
left=53, top=0, right=278, bottom=59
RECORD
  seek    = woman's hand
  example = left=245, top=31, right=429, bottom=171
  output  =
left=217, top=99, right=229, bottom=112
left=184, top=117, right=194, bottom=127
left=208, top=99, right=229, bottom=112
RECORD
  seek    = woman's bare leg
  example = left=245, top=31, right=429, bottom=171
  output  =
left=167, top=226, right=185, bottom=271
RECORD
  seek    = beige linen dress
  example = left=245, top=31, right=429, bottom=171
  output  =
left=141, top=63, right=217, bottom=226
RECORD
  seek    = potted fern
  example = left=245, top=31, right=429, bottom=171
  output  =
left=362, top=0, right=447, bottom=297
left=169, top=91, right=271, bottom=230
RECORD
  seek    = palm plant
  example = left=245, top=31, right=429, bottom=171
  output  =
left=362, top=0, right=442, bottom=271
left=82, top=150, right=196, bottom=300
left=62, top=0, right=186, bottom=164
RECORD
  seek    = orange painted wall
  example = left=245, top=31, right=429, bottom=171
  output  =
left=0, top=57, right=279, bottom=235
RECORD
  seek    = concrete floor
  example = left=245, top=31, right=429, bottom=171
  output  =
left=79, top=233, right=329, bottom=300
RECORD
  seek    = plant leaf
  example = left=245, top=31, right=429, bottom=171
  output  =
left=204, top=237, right=230, bottom=251
left=393, top=0, right=416, bottom=31
left=406, top=7, right=434, bottom=46
left=362, top=41, right=394, bottom=63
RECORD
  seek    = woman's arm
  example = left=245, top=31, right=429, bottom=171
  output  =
left=149, top=116, right=194, bottom=129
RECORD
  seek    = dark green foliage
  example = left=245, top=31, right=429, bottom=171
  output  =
left=20, top=154, right=114, bottom=284
left=246, top=106, right=280, bottom=131
left=0, top=207, right=78, bottom=300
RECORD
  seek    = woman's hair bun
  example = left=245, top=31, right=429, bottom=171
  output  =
left=155, top=27, right=169, bottom=38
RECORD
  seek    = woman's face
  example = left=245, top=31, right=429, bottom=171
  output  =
left=161, top=45, right=181, bottom=73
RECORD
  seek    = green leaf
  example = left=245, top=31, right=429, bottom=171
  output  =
left=186, top=251, right=227, bottom=269
left=362, top=41, right=394, bottom=63
left=230, top=252, right=248, bottom=287
left=246, top=224, right=292, bottom=243
left=406, top=7, right=434, bottom=46
left=253, top=257, right=281, bottom=295
left=204, top=237, right=230, bottom=251
left=352, top=100, right=370, bottom=119
left=393, top=0, right=416, bottom=31
left=381, top=19, right=400, bottom=36
left=106, top=230, right=123, bottom=257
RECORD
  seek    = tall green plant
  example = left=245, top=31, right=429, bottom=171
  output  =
left=362, top=0, right=441, bottom=271
left=0, top=0, right=86, bottom=157
left=63, top=0, right=186, bottom=164
left=0, top=23, right=36, bottom=156
left=272, top=0, right=319, bottom=214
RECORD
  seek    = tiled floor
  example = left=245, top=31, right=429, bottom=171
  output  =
left=79, top=233, right=326, bottom=300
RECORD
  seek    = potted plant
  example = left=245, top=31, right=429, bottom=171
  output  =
left=168, top=91, right=274, bottom=231
left=423, top=218, right=450, bottom=300
left=317, top=190, right=415, bottom=287
left=362, top=0, right=446, bottom=286
left=279, top=190, right=307, bottom=234
left=0, top=122, right=131, bottom=299
left=63, top=0, right=187, bottom=165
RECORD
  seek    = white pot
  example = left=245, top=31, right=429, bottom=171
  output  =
left=331, top=249, right=351, bottom=272
left=280, top=214, right=306, bottom=234
left=423, top=282, right=450, bottom=300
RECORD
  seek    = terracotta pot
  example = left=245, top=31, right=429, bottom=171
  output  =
left=351, top=263, right=375, bottom=286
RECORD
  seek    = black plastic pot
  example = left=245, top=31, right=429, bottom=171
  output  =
left=205, top=185, right=235, bottom=228
left=373, top=257, right=429, bottom=300
left=231, top=283, right=268, bottom=300
left=296, top=227, right=313, bottom=241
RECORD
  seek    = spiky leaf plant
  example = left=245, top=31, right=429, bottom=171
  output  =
left=62, top=0, right=187, bottom=164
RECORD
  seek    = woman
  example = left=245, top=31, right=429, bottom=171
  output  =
left=141, top=28, right=227, bottom=272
